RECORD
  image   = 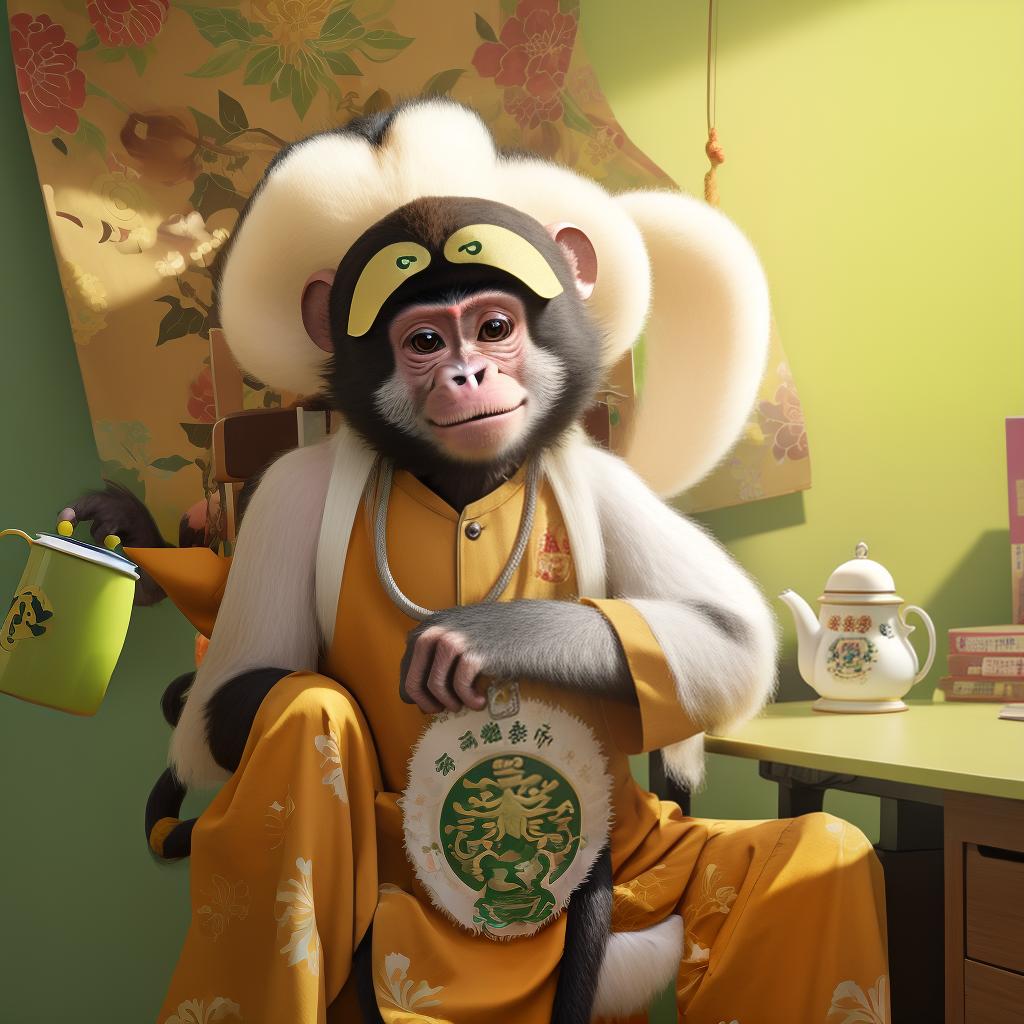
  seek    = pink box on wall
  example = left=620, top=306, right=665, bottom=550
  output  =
left=1008, top=417, right=1024, bottom=624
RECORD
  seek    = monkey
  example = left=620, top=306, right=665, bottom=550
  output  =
left=69, top=99, right=777, bottom=1024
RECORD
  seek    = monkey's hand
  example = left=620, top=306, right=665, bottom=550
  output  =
left=399, top=600, right=635, bottom=714
left=63, top=482, right=170, bottom=606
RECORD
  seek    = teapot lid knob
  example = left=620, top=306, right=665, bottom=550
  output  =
left=855, top=541, right=869, bottom=559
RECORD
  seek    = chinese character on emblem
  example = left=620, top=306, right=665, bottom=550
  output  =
left=535, top=525, right=571, bottom=583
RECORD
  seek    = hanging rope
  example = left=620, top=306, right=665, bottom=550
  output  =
left=703, top=0, right=724, bottom=208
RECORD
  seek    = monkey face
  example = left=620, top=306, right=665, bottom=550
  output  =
left=384, top=290, right=536, bottom=462
left=302, top=197, right=600, bottom=474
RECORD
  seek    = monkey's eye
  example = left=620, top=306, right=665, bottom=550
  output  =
left=479, top=316, right=512, bottom=342
left=407, top=330, right=445, bottom=354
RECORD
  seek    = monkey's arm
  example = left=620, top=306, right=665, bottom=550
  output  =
left=583, top=446, right=779, bottom=753
left=400, top=600, right=635, bottom=713
left=401, top=446, right=777, bottom=754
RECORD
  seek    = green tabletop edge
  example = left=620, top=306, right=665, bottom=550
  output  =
left=705, top=700, right=1024, bottom=801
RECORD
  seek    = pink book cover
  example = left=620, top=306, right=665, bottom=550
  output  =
left=948, top=626, right=1024, bottom=654
left=1009, top=417, right=1024, bottom=624
left=947, top=653, right=1024, bottom=678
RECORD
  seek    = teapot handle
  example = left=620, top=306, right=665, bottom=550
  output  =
left=0, top=529, right=33, bottom=546
left=900, top=605, right=937, bottom=684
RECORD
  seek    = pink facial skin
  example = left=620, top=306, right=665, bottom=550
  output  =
left=388, top=291, right=531, bottom=461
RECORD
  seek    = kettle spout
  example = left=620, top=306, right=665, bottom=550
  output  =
left=778, top=590, right=822, bottom=687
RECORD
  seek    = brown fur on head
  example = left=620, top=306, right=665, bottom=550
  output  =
left=398, top=196, right=459, bottom=250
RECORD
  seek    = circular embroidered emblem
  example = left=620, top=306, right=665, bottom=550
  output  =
left=440, top=753, right=580, bottom=930
left=402, top=698, right=611, bottom=939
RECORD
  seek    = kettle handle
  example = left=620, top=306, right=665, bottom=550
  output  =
left=0, top=529, right=33, bottom=546
left=901, top=605, right=937, bottom=684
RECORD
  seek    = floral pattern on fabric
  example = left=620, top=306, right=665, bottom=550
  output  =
left=758, top=361, right=809, bottom=463
left=275, top=856, right=321, bottom=976
left=827, top=975, right=889, bottom=1024
left=375, top=951, right=444, bottom=1014
left=87, top=0, right=169, bottom=47
left=314, top=728, right=348, bottom=802
left=8, top=0, right=810, bottom=535
left=610, top=861, right=669, bottom=931
left=163, top=996, right=242, bottom=1024
left=824, top=816, right=873, bottom=863
left=11, top=13, right=86, bottom=133
left=678, top=863, right=738, bottom=997
left=197, top=875, right=251, bottom=941
left=265, top=788, right=296, bottom=849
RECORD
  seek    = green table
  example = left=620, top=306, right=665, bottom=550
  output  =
left=705, top=699, right=1024, bottom=1024
left=707, top=699, right=1024, bottom=805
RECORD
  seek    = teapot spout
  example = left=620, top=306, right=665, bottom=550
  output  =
left=778, top=590, right=822, bottom=686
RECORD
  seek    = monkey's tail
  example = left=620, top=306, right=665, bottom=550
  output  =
left=145, top=670, right=197, bottom=860
left=550, top=843, right=613, bottom=1024
left=146, top=768, right=196, bottom=859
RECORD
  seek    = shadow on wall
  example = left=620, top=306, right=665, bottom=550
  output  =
left=907, top=528, right=1012, bottom=701
left=694, top=489, right=807, bottom=547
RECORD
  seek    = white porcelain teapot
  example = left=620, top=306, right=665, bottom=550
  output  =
left=779, top=542, right=936, bottom=713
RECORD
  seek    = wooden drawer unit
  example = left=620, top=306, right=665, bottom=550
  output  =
left=946, top=792, right=1024, bottom=1024
left=966, top=844, right=1024, bottom=973
left=964, top=961, right=1024, bottom=1024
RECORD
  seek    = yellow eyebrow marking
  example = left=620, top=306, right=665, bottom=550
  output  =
left=443, top=224, right=563, bottom=299
left=348, top=241, right=432, bottom=337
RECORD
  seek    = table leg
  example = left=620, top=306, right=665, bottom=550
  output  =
left=759, top=762, right=855, bottom=818
left=777, top=778, right=825, bottom=817
left=879, top=795, right=944, bottom=851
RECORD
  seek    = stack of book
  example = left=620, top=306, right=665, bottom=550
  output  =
left=938, top=625, right=1024, bottom=701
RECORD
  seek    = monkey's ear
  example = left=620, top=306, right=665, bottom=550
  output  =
left=547, top=222, right=598, bottom=300
left=301, top=271, right=335, bottom=352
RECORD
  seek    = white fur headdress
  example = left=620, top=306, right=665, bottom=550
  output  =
left=219, top=99, right=770, bottom=498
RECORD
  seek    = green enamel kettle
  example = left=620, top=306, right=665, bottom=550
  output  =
left=0, top=528, right=138, bottom=715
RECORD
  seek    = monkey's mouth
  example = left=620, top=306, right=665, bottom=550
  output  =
left=428, top=399, right=526, bottom=429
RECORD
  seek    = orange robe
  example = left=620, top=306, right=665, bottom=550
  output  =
left=137, top=469, right=889, bottom=1024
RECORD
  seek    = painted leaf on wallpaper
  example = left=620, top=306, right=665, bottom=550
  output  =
left=7, top=0, right=810, bottom=538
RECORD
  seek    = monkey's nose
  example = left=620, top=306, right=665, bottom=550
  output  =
left=442, top=361, right=489, bottom=389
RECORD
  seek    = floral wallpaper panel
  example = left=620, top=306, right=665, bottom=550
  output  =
left=8, top=0, right=810, bottom=537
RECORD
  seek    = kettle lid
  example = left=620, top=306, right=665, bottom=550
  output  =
left=824, top=541, right=897, bottom=596
left=34, top=533, right=140, bottom=579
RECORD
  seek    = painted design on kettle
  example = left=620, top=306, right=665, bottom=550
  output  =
left=827, top=614, right=872, bottom=634
left=826, top=637, right=879, bottom=680
left=879, top=623, right=894, bottom=638
left=1, top=587, right=54, bottom=653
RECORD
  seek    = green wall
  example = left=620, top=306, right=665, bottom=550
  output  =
left=584, top=0, right=1024, bottom=832
left=1, top=1, right=1021, bottom=1020
left=0, top=18, right=198, bottom=1014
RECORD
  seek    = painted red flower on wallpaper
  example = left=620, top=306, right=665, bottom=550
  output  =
left=473, top=0, right=577, bottom=128
left=758, top=367, right=809, bottom=462
left=10, top=13, right=86, bottom=134
left=87, top=0, right=169, bottom=47
left=187, top=365, right=217, bottom=423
